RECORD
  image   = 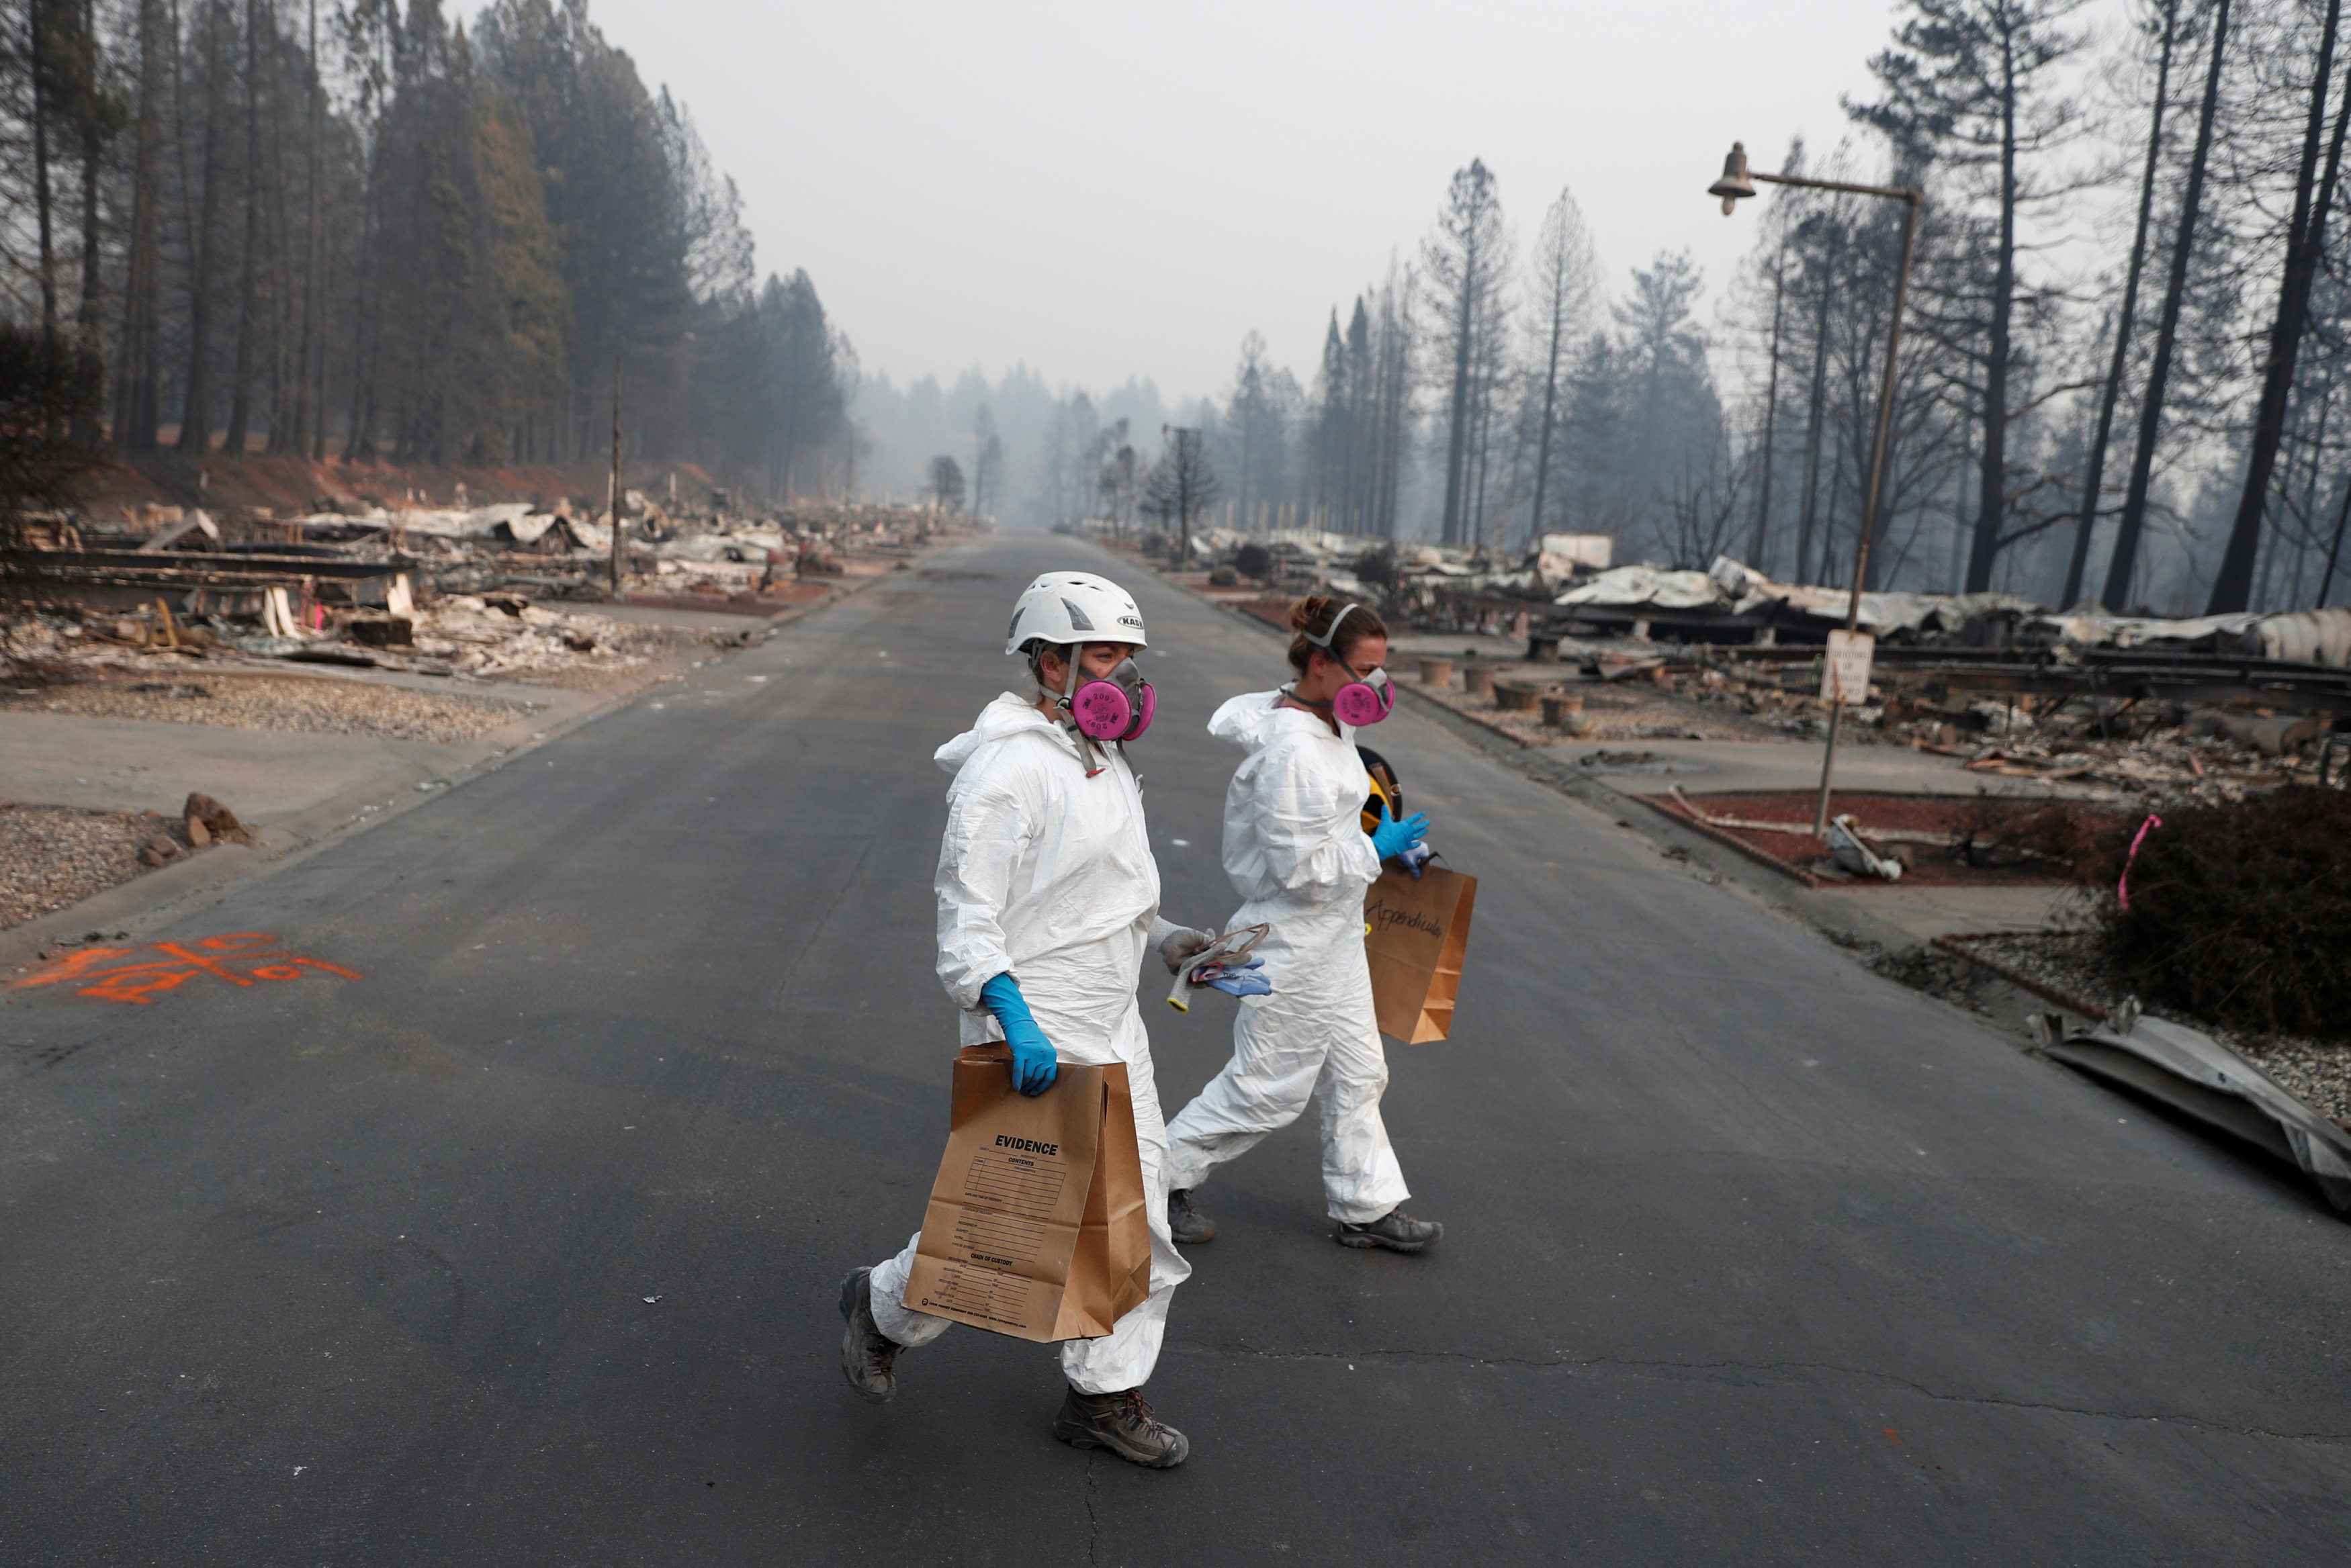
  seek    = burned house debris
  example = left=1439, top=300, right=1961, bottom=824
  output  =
left=1099, top=522, right=2351, bottom=809
left=4, top=493, right=946, bottom=682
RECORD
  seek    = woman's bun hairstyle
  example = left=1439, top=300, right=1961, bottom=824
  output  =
left=1286, top=594, right=1388, bottom=675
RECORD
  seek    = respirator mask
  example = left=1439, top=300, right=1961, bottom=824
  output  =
left=1298, top=604, right=1394, bottom=727
left=1053, top=651, right=1156, bottom=742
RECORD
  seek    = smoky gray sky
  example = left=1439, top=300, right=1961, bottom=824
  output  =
left=572, top=0, right=1910, bottom=402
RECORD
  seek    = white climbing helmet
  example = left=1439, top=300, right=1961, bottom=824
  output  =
left=1003, top=571, right=1149, bottom=654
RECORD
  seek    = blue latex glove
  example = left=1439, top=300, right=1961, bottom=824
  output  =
left=980, top=972, right=1057, bottom=1096
left=1370, top=803, right=1431, bottom=866
left=1204, top=956, right=1272, bottom=999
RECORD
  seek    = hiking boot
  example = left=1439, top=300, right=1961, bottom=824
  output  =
left=1167, top=1187, right=1217, bottom=1245
left=1052, top=1385, right=1190, bottom=1468
left=838, top=1266, right=900, bottom=1403
left=1335, top=1208, right=1443, bottom=1254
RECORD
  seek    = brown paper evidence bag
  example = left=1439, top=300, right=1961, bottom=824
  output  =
left=1364, top=863, right=1478, bottom=1044
left=900, top=1044, right=1151, bottom=1342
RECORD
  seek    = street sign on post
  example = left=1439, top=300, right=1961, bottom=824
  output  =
left=1820, top=630, right=1876, bottom=706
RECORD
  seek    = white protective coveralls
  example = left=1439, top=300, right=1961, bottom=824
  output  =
left=1163, top=692, right=1411, bottom=1224
left=867, top=692, right=1192, bottom=1394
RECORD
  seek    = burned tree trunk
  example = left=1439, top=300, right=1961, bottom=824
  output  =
left=2207, top=3, right=2348, bottom=614
left=112, top=0, right=165, bottom=453
left=223, top=0, right=267, bottom=457
left=2105, top=0, right=2232, bottom=613
left=2061, top=0, right=2177, bottom=610
left=179, top=0, right=231, bottom=453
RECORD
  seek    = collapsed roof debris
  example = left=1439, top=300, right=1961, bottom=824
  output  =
left=1090, top=524, right=2351, bottom=809
left=1558, top=557, right=2042, bottom=641
left=3, top=496, right=950, bottom=682
left=1553, top=557, right=2351, bottom=665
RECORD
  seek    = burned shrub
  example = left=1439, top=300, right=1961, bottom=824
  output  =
left=1949, top=794, right=2110, bottom=878
left=2094, top=788, right=2351, bottom=1040
left=1352, top=547, right=1397, bottom=590
left=0, top=323, right=103, bottom=533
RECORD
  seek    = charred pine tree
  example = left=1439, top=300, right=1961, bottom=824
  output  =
left=1748, top=245, right=1788, bottom=571
left=1852, top=0, right=2088, bottom=593
left=1612, top=248, right=1716, bottom=557
left=64, top=0, right=122, bottom=444
left=1370, top=267, right=1415, bottom=540
left=2207, top=0, right=2350, bottom=613
left=1792, top=210, right=1843, bottom=584
left=2105, top=0, right=2233, bottom=612
left=112, top=0, right=167, bottom=452
left=223, top=0, right=269, bottom=457
left=2060, top=0, right=2178, bottom=609
left=1526, top=186, right=1595, bottom=549
left=1310, top=311, right=1349, bottom=529
left=178, top=0, right=232, bottom=453
left=271, top=0, right=319, bottom=455
left=1340, top=297, right=1374, bottom=533
left=1423, top=159, right=1508, bottom=547
left=27, top=0, right=60, bottom=334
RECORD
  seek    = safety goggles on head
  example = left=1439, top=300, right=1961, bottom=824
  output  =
left=1300, top=604, right=1394, bottom=727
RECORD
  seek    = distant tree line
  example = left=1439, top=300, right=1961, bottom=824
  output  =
left=1008, top=158, right=1730, bottom=565
left=1030, top=0, right=2348, bottom=616
left=0, top=0, right=855, bottom=500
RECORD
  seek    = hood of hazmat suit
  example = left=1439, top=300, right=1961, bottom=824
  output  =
left=934, top=692, right=1161, bottom=1063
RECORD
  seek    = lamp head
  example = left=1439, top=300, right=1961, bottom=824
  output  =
left=1709, top=141, right=1757, bottom=216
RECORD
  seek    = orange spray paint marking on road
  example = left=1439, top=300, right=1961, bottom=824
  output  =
left=7, top=933, right=362, bottom=1005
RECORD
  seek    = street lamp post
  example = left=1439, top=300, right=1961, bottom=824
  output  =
left=1711, top=142, right=1921, bottom=836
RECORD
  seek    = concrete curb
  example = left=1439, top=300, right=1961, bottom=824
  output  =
left=1934, top=932, right=2111, bottom=1021
left=1630, top=793, right=1827, bottom=888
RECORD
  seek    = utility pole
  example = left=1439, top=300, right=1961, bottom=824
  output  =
left=607, top=359, right=623, bottom=596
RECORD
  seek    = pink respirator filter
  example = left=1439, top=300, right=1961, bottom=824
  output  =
left=1070, top=678, right=1155, bottom=741
left=1331, top=674, right=1393, bottom=727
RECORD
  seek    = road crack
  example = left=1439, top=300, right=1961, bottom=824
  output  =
left=1083, top=1448, right=1102, bottom=1566
left=766, top=833, right=879, bottom=998
left=1172, top=1341, right=2351, bottom=1447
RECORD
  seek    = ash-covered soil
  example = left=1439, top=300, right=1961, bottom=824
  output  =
left=0, top=806, right=167, bottom=931
left=1, top=674, right=535, bottom=745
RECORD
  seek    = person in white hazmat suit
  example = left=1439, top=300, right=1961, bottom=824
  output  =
left=837, top=571, right=1217, bottom=1469
left=1162, top=595, right=1446, bottom=1254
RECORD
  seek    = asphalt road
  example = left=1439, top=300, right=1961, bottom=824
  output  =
left=5, top=533, right=2347, bottom=1566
